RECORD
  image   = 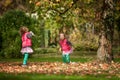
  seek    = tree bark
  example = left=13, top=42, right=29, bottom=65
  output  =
left=97, top=0, right=115, bottom=63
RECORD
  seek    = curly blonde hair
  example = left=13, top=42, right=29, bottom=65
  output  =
left=19, top=26, right=29, bottom=35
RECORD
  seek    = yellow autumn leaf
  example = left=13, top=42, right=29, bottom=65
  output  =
left=3, top=0, right=12, bottom=7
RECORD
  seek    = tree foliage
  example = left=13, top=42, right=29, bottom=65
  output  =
left=0, top=0, right=119, bottom=60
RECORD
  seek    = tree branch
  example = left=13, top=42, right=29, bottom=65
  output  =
left=50, top=0, right=79, bottom=15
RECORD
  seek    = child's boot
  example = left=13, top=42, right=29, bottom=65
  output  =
left=62, top=54, right=66, bottom=63
left=66, top=54, right=70, bottom=63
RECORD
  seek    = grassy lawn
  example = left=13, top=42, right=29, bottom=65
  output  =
left=0, top=57, right=93, bottom=63
left=0, top=73, right=119, bottom=80
left=0, top=51, right=119, bottom=63
left=0, top=51, right=96, bottom=63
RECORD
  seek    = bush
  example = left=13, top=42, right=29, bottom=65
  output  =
left=0, top=10, right=37, bottom=58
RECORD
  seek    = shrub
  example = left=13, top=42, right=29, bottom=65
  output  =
left=0, top=10, right=37, bottom=58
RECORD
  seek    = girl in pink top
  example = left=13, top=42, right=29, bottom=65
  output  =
left=59, top=33, right=73, bottom=63
left=19, top=26, right=34, bottom=67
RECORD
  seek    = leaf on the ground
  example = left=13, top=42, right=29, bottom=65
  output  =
left=0, top=62, right=120, bottom=76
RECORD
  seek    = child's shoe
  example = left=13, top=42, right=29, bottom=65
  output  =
left=22, top=64, right=27, bottom=67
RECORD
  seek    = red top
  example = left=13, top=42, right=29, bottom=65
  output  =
left=22, top=32, right=32, bottom=48
left=59, top=39, right=71, bottom=52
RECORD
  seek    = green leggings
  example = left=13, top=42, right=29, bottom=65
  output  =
left=62, top=54, right=70, bottom=63
left=23, top=53, right=29, bottom=65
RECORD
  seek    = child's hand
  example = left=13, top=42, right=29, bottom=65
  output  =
left=30, top=31, right=35, bottom=36
left=72, top=47, right=75, bottom=51
left=59, top=48, right=62, bottom=52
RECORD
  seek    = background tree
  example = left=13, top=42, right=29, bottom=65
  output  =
left=96, top=0, right=115, bottom=62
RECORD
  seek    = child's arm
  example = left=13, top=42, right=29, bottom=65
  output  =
left=66, top=40, right=74, bottom=50
left=66, top=40, right=72, bottom=46
left=30, top=31, right=35, bottom=36
left=59, top=42, right=62, bottom=52
left=27, top=31, right=35, bottom=38
left=59, top=48, right=62, bottom=52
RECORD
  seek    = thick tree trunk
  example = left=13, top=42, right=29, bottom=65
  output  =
left=97, top=0, right=115, bottom=63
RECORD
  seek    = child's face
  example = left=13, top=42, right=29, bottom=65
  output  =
left=60, top=34, right=65, bottom=40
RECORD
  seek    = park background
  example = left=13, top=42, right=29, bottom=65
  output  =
left=0, top=0, right=120, bottom=80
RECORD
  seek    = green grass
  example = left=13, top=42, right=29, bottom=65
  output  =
left=0, top=50, right=119, bottom=63
left=0, top=57, right=92, bottom=63
left=0, top=73, right=119, bottom=80
left=0, top=51, right=95, bottom=63
left=114, top=58, right=120, bottom=62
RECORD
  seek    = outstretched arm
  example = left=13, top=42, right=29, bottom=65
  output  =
left=66, top=40, right=72, bottom=46
left=67, top=40, right=74, bottom=51
left=27, top=31, right=35, bottom=38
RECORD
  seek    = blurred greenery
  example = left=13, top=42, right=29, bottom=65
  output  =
left=0, top=73, right=119, bottom=80
left=0, top=10, right=38, bottom=58
left=0, top=1, right=119, bottom=79
left=0, top=0, right=120, bottom=59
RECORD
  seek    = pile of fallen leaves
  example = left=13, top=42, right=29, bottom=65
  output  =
left=0, top=62, right=120, bottom=76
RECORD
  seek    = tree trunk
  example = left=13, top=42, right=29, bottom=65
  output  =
left=119, top=32, right=120, bottom=56
left=97, top=0, right=115, bottom=63
left=40, top=20, right=45, bottom=48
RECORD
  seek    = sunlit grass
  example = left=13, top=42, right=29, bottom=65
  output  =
left=0, top=73, right=119, bottom=80
left=0, top=51, right=119, bottom=63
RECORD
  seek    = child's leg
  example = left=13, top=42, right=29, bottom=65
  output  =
left=23, top=53, right=29, bottom=65
left=62, top=54, right=66, bottom=63
left=66, top=54, right=70, bottom=63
